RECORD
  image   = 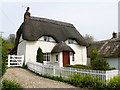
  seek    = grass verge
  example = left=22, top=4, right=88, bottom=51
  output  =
left=2, top=80, right=22, bottom=90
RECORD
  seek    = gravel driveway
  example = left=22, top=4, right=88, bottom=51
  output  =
left=3, top=68, right=77, bottom=88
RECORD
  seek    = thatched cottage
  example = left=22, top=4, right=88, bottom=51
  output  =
left=87, top=33, right=120, bottom=69
left=11, top=7, right=88, bottom=67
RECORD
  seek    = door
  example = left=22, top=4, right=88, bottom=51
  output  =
left=63, top=52, right=70, bottom=66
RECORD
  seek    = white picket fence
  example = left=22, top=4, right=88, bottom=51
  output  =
left=27, top=62, right=120, bottom=82
left=7, top=55, right=24, bottom=67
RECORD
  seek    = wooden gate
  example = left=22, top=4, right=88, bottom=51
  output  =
left=7, top=55, right=24, bottom=67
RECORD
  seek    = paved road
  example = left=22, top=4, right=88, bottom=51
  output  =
left=3, top=68, right=77, bottom=88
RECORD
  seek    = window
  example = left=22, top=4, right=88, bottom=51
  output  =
left=43, top=53, right=50, bottom=61
left=56, top=55, right=58, bottom=62
left=72, top=53, right=74, bottom=61
left=68, top=39, right=74, bottom=44
left=44, top=36, right=50, bottom=42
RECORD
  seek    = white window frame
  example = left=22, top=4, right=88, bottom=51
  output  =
left=68, top=39, right=74, bottom=44
left=72, top=53, right=75, bottom=61
left=43, top=53, right=51, bottom=61
left=44, top=36, right=50, bottom=42
left=56, top=55, right=58, bottom=62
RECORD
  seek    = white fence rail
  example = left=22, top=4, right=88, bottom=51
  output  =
left=106, top=70, right=120, bottom=80
left=27, top=62, right=120, bottom=81
left=7, top=55, right=24, bottom=67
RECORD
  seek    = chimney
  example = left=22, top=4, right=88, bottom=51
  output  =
left=24, top=7, right=30, bottom=21
left=112, top=32, right=117, bottom=39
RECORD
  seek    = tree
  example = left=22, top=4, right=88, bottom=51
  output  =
left=84, top=34, right=95, bottom=43
left=0, top=38, right=8, bottom=76
left=90, top=48, right=98, bottom=61
left=91, top=57, right=109, bottom=70
left=36, top=47, right=44, bottom=63
left=7, top=34, right=15, bottom=47
left=90, top=48, right=109, bottom=70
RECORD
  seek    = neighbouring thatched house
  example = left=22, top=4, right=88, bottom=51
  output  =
left=87, top=33, right=120, bottom=69
left=10, top=7, right=88, bottom=67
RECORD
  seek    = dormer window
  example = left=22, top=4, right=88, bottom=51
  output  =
left=44, top=36, right=50, bottom=42
left=68, top=39, right=74, bottom=44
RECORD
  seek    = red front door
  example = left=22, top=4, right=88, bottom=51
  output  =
left=63, top=52, right=70, bottom=66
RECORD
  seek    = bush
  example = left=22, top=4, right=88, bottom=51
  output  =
left=1, top=38, right=8, bottom=76
left=107, top=76, right=120, bottom=89
left=69, top=74, right=104, bottom=89
left=2, top=80, right=22, bottom=90
left=90, top=48, right=110, bottom=70
left=41, top=74, right=68, bottom=83
left=91, top=57, right=109, bottom=70
left=90, top=48, right=98, bottom=61
left=64, top=64, right=92, bottom=69
left=36, top=47, right=44, bottom=63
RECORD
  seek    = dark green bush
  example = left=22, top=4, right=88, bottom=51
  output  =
left=1, top=38, right=8, bottom=76
left=36, top=47, right=44, bottom=63
left=2, top=80, right=22, bottom=90
left=91, top=57, right=110, bottom=70
left=90, top=48, right=98, bottom=61
left=90, top=48, right=110, bottom=70
left=107, top=76, right=120, bottom=89
left=40, top=74, right=68, bottom=83
left=107, top=67, right=116, bottom=70
left=64, top=64, right=92, bottom=69
left=69, top=74, right=104, bottom=89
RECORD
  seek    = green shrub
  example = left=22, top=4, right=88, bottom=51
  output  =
left=40, top=74, right=68, bottom=83
left=2, top=80, right=22, bottom=90
left=64, top=64, right=92, bottom=69
left=107, top=76, right=120, bottom=89
left=69, top=74, right=104, bottom=89
left=1, top=38, right=8, bottom=76
left=91, top=57, right=109, bottom=70
left=36, top=47, right=44, bottom=63
left=90, top=48, right=110, bottom=70
left=107, top=67, right=116, bottom=70
left=90, top=48, right=98, bottom=61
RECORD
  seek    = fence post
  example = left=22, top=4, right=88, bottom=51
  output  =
left=42, top=65, right=44, bottom=74
left=8, top=55, right=10, bottom=67
left=21, top=55, right=24, bottom=66
left=106, top=71, right=109, bottom=81
left=53, top=66, right=55, bottom=76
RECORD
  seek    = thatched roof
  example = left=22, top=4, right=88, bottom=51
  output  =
left=10, top=16, right=87, bottom=54
left=51, top=42, right=75, bottom=53
left=21, top=17, right=87, bottom=45
left=87, top=38, right=120, bottom=58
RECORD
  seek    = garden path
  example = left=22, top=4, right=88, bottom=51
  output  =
left=3, top=68, right=77, bottom=88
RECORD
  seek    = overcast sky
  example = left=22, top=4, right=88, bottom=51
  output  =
left=0, top=0, right=119, bottom=41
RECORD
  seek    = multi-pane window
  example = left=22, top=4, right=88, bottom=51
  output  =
left=68, top=39, right=74, bottom=44
left=72, top=53, right=75, bottom=61
left=44, top=36, right=50, bottom=42
left=56, top=55, right=58, bottom=62
left=43, top=53, right=50, bottom=61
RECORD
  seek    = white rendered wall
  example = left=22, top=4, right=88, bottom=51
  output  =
left=65, top=40, right=87, bottom=65
left=17, top=36, right=26, bottom=63
left=25, top=37, right=57, bottom=64
left=59, top=52, right=63, bottom=67
left=107, top=58, right=120, bottom=69
left=17, top=36, right=87, bottom=66
left=51, top=53, right=61, bottom=67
